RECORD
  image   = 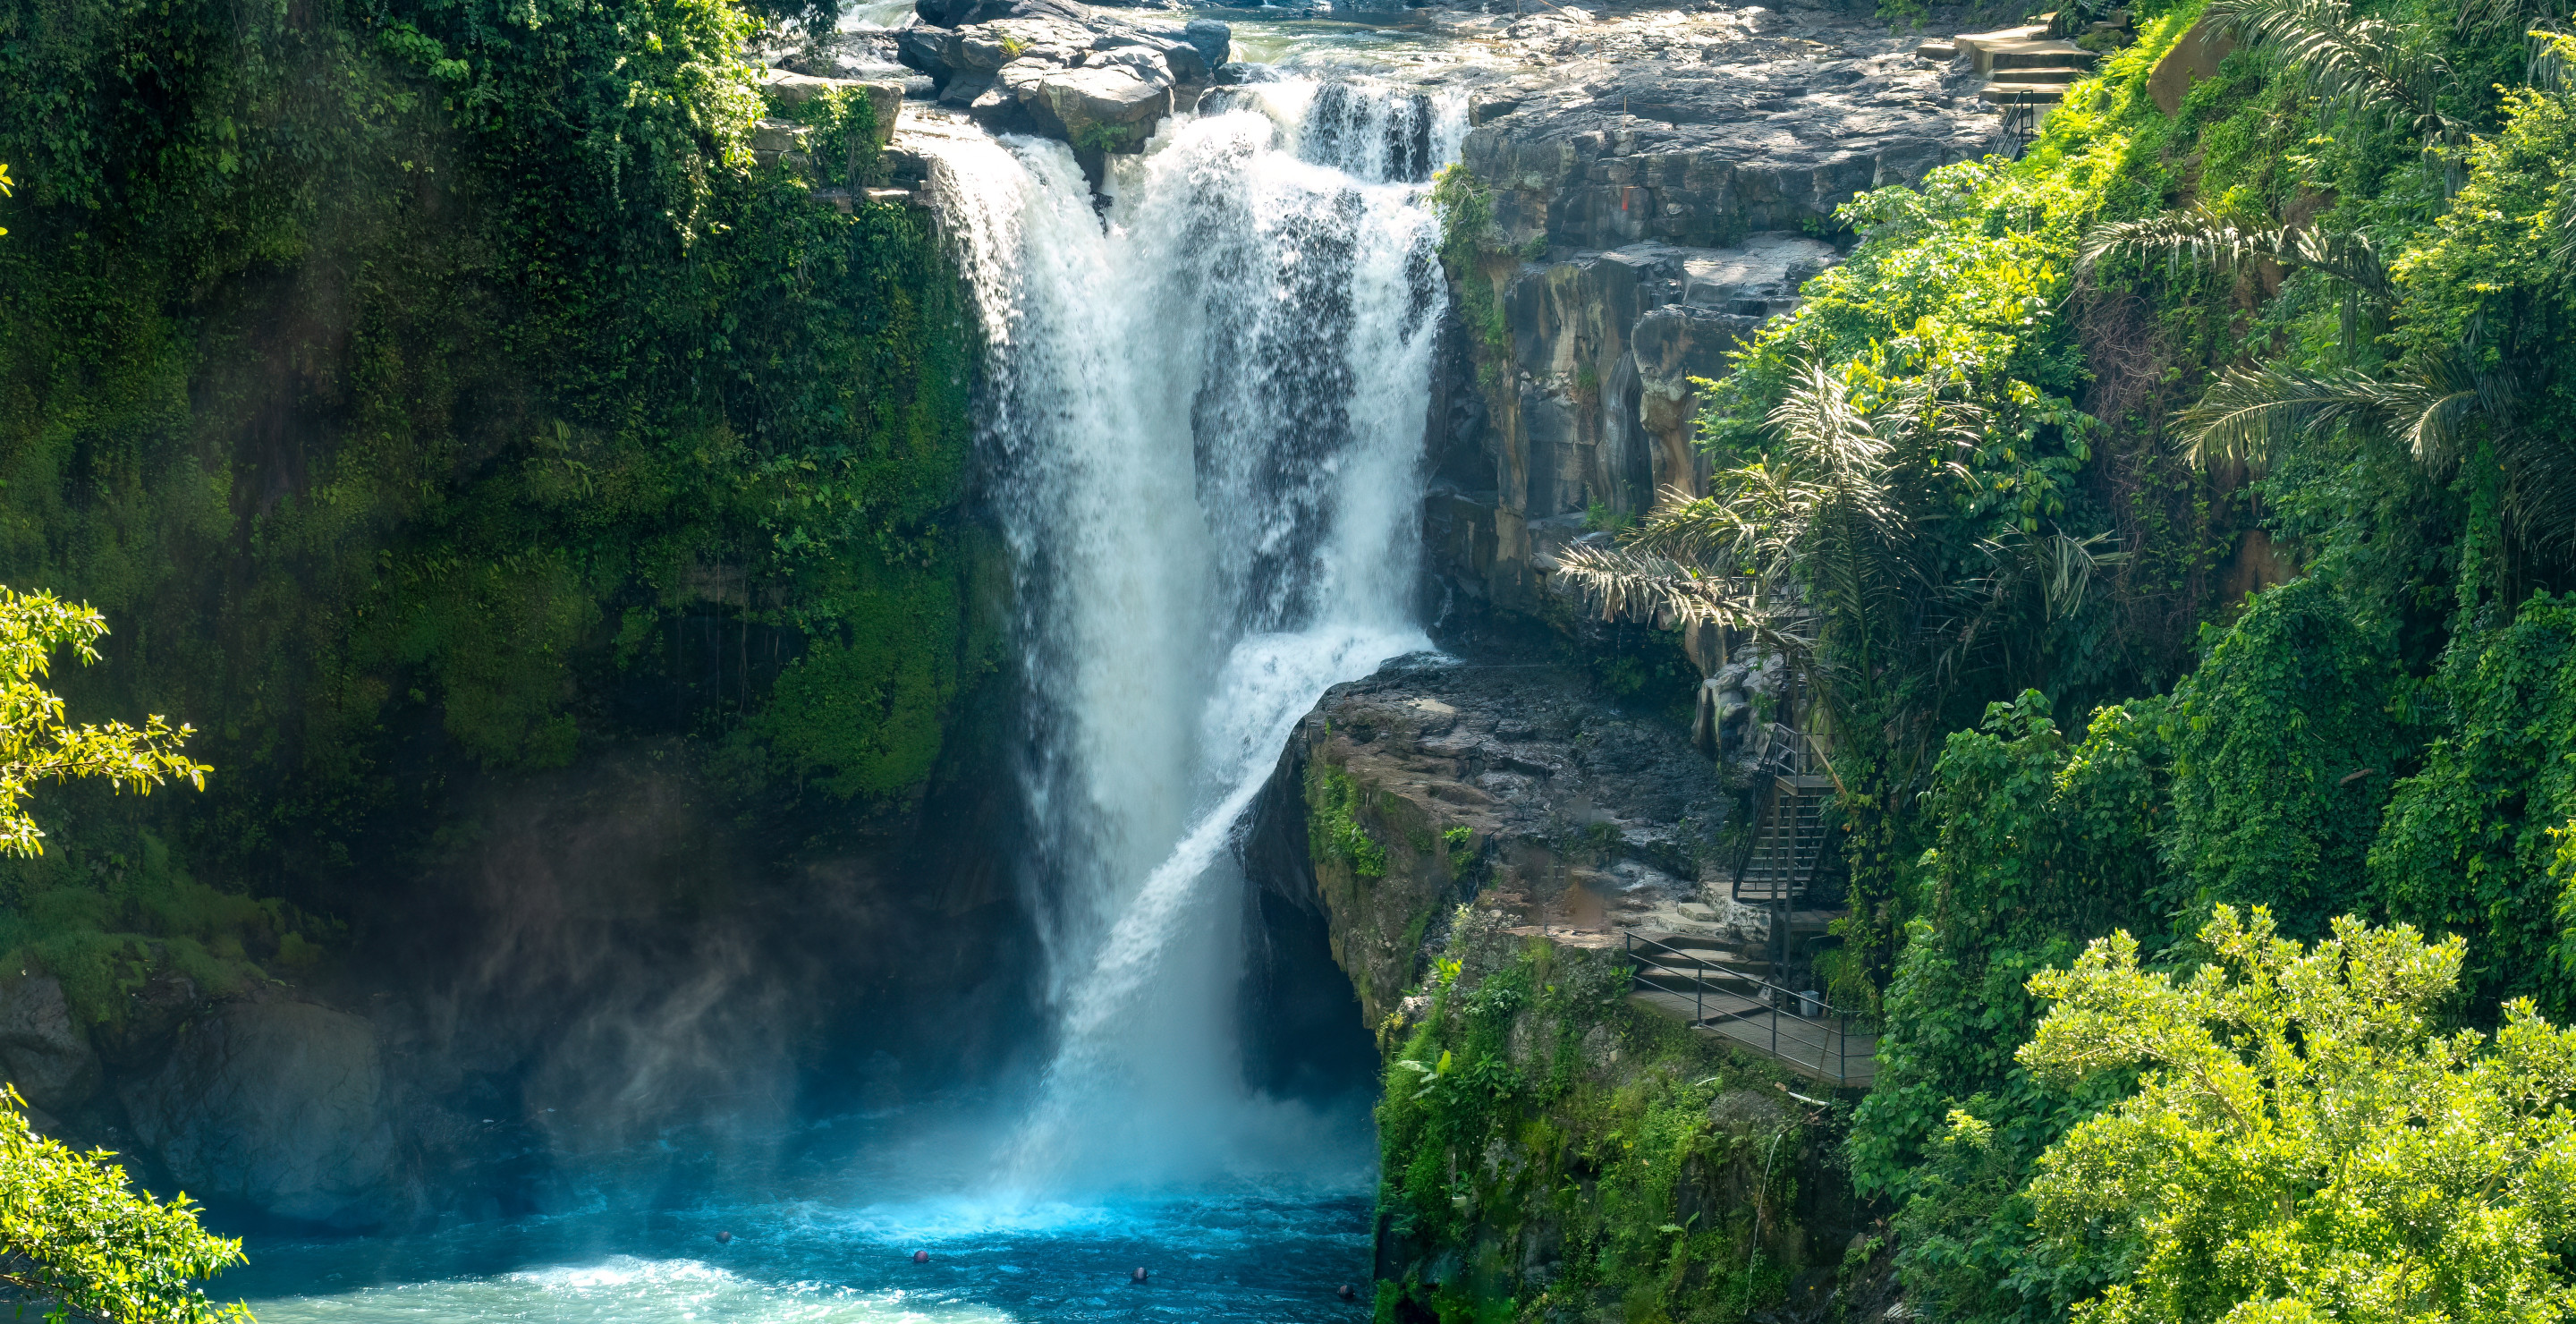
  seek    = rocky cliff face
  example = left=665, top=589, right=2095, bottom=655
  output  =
left=1418, top=4, right=1993, bottom=616
left=1258, top=654, right=1887, bottom=1320
left=1258, top=656, right=1740, bottom=1029
left=4, top=737, right=1038, bottom=1230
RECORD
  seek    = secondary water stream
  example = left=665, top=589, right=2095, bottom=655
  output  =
left=232, top=47, right=1462, bottom=1324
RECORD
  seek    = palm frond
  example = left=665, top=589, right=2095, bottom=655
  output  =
left=1623, top=485, right=1750, bottom=565
left=2080, top=208, right=2393, bottom=311
left=2174, top=362, right=2427, bottom=467
left=1547, top=544, right=1757, bottom=630
left=2077, top=208, right=2289, bottom=281
left=2205, top=0, right=2461, bottom=146
left=2499, top=420, right=2576, bottom=557
left=2462, top=0, right=2572, bottom=41
left=2285, top=227, right=2394, bottom=303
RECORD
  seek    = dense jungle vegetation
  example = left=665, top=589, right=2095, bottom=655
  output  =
left=0, top=0, right=990, bottom=1023
left=1543, top=0, right=2576, bottom=1314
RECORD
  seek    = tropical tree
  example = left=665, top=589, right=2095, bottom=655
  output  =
left=2014, top=905, right=2576, bottom=1321
left=1553, top=362, right=2119, bottom=988
left=0, top=1087, right=250, bottom=1324
left=2077, top=28, right=2576, bottom=590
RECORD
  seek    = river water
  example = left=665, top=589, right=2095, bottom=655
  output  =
left=229, top=1135, right=1373, bottom=1323
left=227, top=40, right=1462, bottom=1324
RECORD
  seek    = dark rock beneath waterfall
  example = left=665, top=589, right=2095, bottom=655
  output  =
left=1267, top=655, right=1740, bottom=1024
left=0, top=975, right=101, bottom=1113
left=1212, top=60, right=1281, bottom=85
left=120, top=1000, right=399, bottom=1227
left=1182, top=18, right=1233, bottom=69
left=915, top=0, right=1091, bottom=26
left=1037, top=64, right=1175, bottom=151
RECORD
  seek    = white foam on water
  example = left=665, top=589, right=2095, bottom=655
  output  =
left=908, top=85, right=1460, bottom=1194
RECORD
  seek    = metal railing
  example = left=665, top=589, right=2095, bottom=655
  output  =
left=1623, top=931, right=1872, bottom=1088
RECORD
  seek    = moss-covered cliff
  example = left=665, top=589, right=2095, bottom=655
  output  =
left=1282, top=660, right=1876, bottom=1323
left=0, top=0, right=997, bottom=1024
left=1371, top=918, right=1874, bottom=1324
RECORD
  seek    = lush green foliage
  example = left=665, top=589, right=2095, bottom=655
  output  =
left=0, top=1085, right=250, bottom=1324
left=1851, top=693, right=2167, bottom=1320
left=1375, top=919, right=1807, bottom=1324
left=0, top=0, right=989, bottom=1011
left=1617, top=0, right=2576, bottom=1311
left=2019, top=908, right=2576, bottom=1322
left=2159, top=573, right=2416, bottom=935
left=1309, top=760, right=1390, bottom=879
left=2372, top=595, right=2576, bottom=1008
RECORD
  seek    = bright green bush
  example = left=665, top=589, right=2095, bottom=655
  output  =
left=0, top=1086, right=250, bottom=1324
left=2020, top=908, right=2576, bottom=1322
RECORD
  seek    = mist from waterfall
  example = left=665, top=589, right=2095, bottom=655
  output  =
left=911, top=82, right=1464, bottom=1193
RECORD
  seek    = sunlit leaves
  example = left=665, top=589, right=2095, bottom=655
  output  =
left=0, top=587, right=209, bottom=858
left=0, top=1085, right=250, bottom=1324
left=2021, top=907, right=2576, bottom=1323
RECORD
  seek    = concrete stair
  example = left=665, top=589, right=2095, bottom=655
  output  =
left=1960, top=35, right=2099, bottom=112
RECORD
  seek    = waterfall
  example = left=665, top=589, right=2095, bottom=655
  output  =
left=910, top=81, right=1464, bottom=1192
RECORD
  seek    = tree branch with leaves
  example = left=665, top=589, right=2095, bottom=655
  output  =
left=0, top=587, right=210, bottom=859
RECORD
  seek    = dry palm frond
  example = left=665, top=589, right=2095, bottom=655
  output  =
left=1548, top=544, right=1756, bottom=630
left=2077, top=208, right=2292, bottom=281
left=2079, top=208, right=2392, bottom=306
left=1935, top=529, right=2129, bottom=690
left=2465, top=0, right=2573, bottom=41
left=2173, top=362, right=2436, bottom=467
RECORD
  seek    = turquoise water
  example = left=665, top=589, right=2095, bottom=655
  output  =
left=222, top=1125, right=1379, bottom=1324
left=230, top=1192, right=1372, bottom=1323
left=220, top=1107, right=1377, bottom=1323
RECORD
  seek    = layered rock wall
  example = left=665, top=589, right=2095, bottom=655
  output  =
left=1424, top=8, right=1993, bottom=619
left=1257, top=656, right=1886, bottom=1319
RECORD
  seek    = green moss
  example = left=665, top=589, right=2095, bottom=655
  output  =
left=1376, top=916, right=1813, bottom=1324
left=0, top=0, right=987, bottom=990
left=1309, top=762, right=1389, bottom=878
left=0, top=822, right=335, bottom=1026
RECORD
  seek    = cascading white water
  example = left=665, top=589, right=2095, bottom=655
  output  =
left=910, top=81, right=1465, bottom=1192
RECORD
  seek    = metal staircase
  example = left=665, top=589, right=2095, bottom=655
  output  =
left=1731, top=723, right=1835, bottom=909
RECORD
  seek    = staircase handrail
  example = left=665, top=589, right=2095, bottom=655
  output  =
left=1623, top=930, right=1873, bottom=1086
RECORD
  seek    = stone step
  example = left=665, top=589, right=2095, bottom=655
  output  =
left=1988, top=41, right=2099, bottom=69
left=1952, top=22, right=2050, bottom=51
left=1995, top=65, right=2087, bottom=84
left=1979, top=82, right=2071, bottom=105
left=1914, top=39, right=1957, bottom=60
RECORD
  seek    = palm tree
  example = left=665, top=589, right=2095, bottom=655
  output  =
left=1553, top=362, right=2121, bottom=993
left=1555, top=361, right=2118, bottom=754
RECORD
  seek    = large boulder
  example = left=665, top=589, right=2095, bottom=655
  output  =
left=1038, top=64, right=1174, bottom=152
left=121, top=1000, right=396, bottom=1226
left=1182, top=18, right=1233, bottom=70
left=0, top=975, right=100, bottom=1113
left=761, top=69, right=905, bottom=148
left=915, top=0, right=1088, bottom=29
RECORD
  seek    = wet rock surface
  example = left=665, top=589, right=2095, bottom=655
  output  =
left=0, top=975, right=102, bottom=1114
left=1445, top=6, right=1995, bottom=251
left=1197, top=0, right=1996, bottom=618
left=119, top=999, right=398, bottom=1226
left=1258, top=652, right=1758, bottom=1025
